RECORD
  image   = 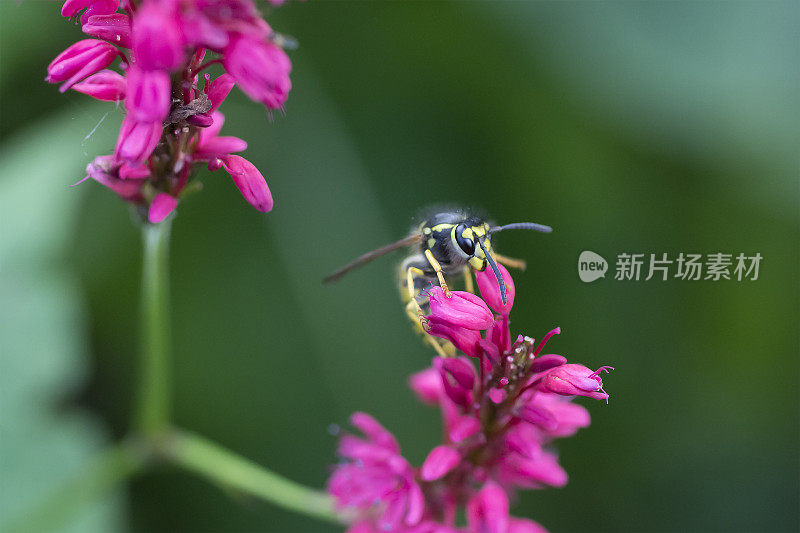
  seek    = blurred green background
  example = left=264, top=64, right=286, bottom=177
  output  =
left=1, top=1, right=798, bottom=532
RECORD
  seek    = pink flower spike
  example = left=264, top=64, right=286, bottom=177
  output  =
left=115, top=116, right=162, bottom=163
left=224, top=34, right=291, bottom=109
left=421, top=445, right=460, bottom=481
left=82, top=13, right=132, bottom=48
left=427, top=286, right=494, bottom=330
left=148, top=193, right=177, bottom=223
left=71, top=69, right=126, bottom=101
left=125, top=66, right=171, bottom=122
left=466, top=482, right=509, bottom=533
left=132, top=1, right=185, bottom=71
left=46, top=39, right=120, bottom=92
left=221, top=155, right=273, bottom=212
left=476, top=261, right=515, bottom=315
left=62, top=0, right=119, bottom=25
left=206, top=73, right=235, bottom=113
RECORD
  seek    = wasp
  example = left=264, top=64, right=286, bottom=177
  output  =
left=323, top=208, right=552, bottom=356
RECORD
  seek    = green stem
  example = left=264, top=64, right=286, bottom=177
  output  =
left=2, top=440, right=147, bottom=533
left=136, top=219, right=172, bottom=436
left=165, top=428, right=340, bottom=524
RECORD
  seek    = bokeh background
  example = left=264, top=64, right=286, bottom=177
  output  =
left=1, top=1, right=798, bottom=532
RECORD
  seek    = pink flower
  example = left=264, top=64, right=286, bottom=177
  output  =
left=426, top=321, right=482, bottom=358
left=476, top=262, right=515, bottom=316
left=148, top=193, right=178, bottom=223
left=466, top=482, right=509, bottom=533
left=192, top=112, right=247, bottom=161
left=83, top=155, right=146, bottom=202
left=61, top=0, right=119, bottom=25
left=125, top=66, right=171, bottom=122
left=540, top=364, right=612, bottom=402
left=221, top=155, right=273, bottom=213
left=132, top=1, right=185, bottom=71
left=328, top=413, right=425, bottom=531
left=421, top=445, right=460, bottom=482
left=329, top=265, right=613, bottom=532
left=115, top=115, right=162, bottom=163
left=224, top=34, right=291, bottom=109
left=434, top=357, right=475, bottom=409
left=71, top=69, right=126, bottom=101
left=205, top=73, right=235, bottom=113
left=427, top=287, right=494, bottom=331
left=46, top=39, right=119, bottom=92
left=82, top=13, right=132, bottom=48
left=408, top=368, right=442, bottom=405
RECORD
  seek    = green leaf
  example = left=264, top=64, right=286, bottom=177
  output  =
left=0, top=103, right=126, bottom=532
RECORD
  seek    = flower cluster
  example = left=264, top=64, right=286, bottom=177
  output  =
left=48, top=0, right=295, bottom=222
left=328, top=265, right=612, bottom=532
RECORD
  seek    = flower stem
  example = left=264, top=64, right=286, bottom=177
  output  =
left=2, top=439, right=147, bottom=533
left=165, top=429, right=340, bottom=524
left=136, top=219, right=172, bottom=437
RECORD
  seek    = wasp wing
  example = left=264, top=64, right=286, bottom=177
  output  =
left=323, top=233, right=423, bottom=284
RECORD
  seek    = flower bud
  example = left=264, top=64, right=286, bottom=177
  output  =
left=62, top=0, right=119, bottom=25
left=206, top=73, right=235, bottom=113
left=148, top=193, right=177, bottom=224
left=71, top=69, right=126, bottom=101
left=420, top=445, right=460, bottom=481
left=85, top=155, right=143, bottom=201
left=221, top=155, right=273, bottom=213
left=132, top=1, right=185, bottom=71
left=541, top=363, right=612, bottom=402
left=82, top=13, right=132, bottom=48
left=408, top=368, right=441, bottom=405
left=476, top=261, right=515, bottom=315
left=434, top=357, right=475, bottom=408
left=466, top=482, right=509, bottom=533
left=427, top=286, right=494, bottom=330
left=46, top=39, right=119, bottom=92
left=224, top=34, right=291, bottom=109
left=187, top=112, right=214, bottom=127
left=126, top=66, right=171, bottom=122
left=426, top=321, right=482, bottom=358
left=115, top=116, right=162, bottom=163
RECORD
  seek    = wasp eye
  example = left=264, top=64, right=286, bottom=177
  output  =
left=455, top=224, right=476, bottom=256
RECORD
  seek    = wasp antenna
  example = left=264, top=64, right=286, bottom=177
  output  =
left=490, top=222, right=553, bottom=234
left=478, top=238, right=506, bottom=305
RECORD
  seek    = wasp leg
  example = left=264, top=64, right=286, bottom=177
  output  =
left=424, top=249, right=451, bottom=296
left=493, top=253, right=527, bottom=271
left=405, top=266, right=430, bottom=330
left=463, top=268, right=475, bottom=294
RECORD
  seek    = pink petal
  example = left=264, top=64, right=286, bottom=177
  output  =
left=476, top=261, right=515, bottom=316
left=420, top=445, right=460, bottom=481
left=148, top=193, right=178, bottom=223
left=449, top=415, right=480, bottom=443
left=221, top=155, right=272, bottom=213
